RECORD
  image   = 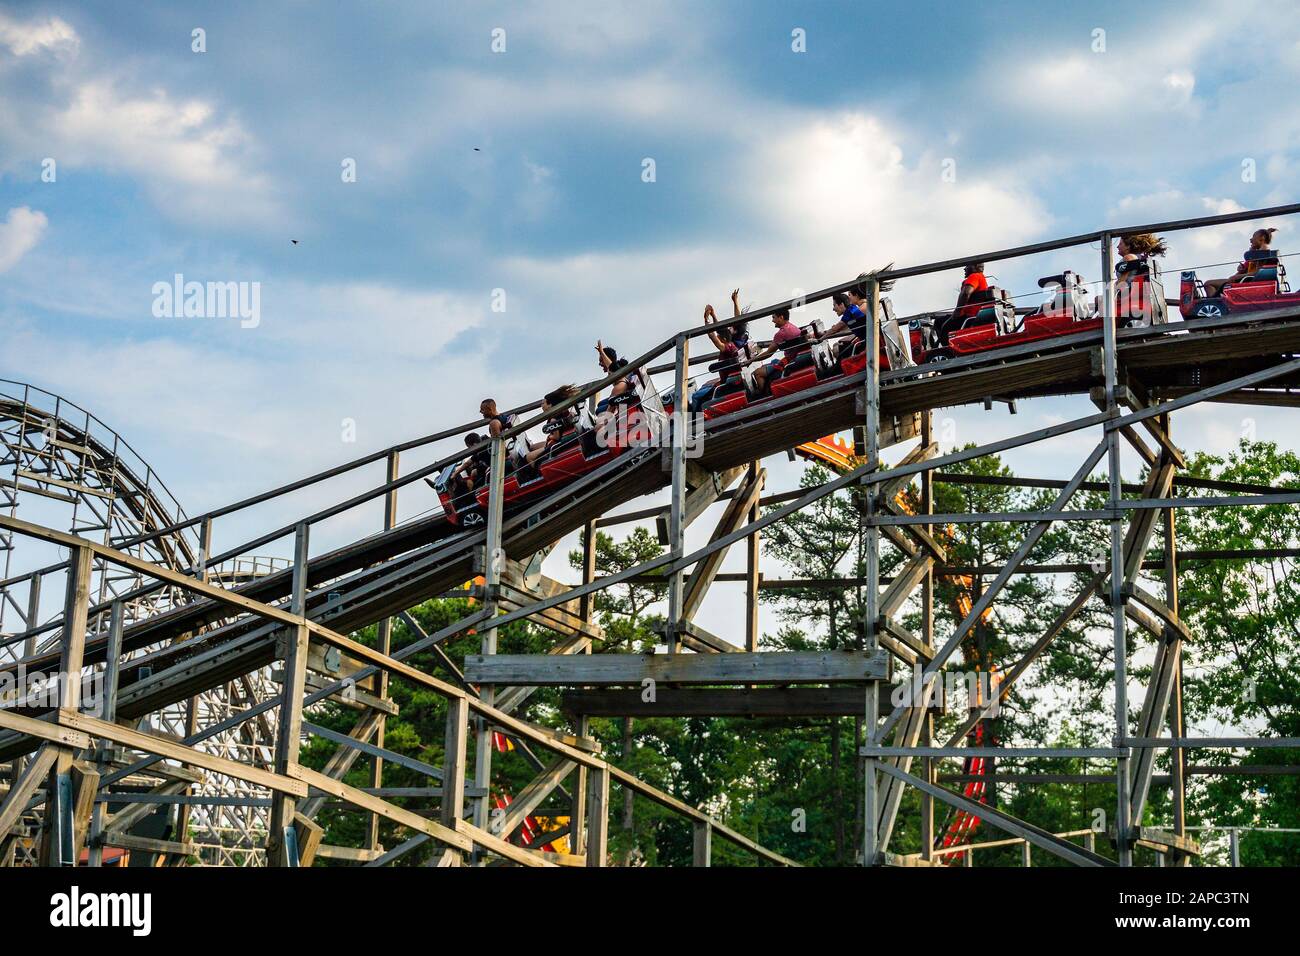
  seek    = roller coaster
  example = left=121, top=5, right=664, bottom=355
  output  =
left=3, top=202, right=1300, bottom=867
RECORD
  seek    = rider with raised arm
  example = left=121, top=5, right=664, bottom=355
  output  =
left=689, top=289, right=746, bottom=412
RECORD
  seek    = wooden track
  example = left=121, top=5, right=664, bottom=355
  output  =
left=1, top=309, right=1298, bottom=761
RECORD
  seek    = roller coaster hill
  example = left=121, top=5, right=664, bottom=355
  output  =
left=3, top=202, right=1300, bottom=868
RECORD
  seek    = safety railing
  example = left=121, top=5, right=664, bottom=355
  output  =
left=6, top=201, right=1300, bottom=662
left=0, top=511, right=797, bottom=866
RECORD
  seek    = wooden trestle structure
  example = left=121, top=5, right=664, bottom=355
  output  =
left=3, top=203, right=1300, bottom=867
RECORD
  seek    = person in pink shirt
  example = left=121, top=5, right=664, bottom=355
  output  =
left=747, top=309, right=805, bottom=392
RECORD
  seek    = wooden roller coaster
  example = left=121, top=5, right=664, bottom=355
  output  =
left=3, top=202, right=1300, bottom=867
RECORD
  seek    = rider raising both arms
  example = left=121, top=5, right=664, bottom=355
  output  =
left=1204, top=227, right=1278, bottom=297
left=689, top=292, right=746, bottom=413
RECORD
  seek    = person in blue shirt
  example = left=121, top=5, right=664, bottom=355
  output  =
left=817, top=292, right=868, bottom=360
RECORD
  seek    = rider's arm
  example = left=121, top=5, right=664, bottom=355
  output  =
left=820, top=319, right=849, bottom=340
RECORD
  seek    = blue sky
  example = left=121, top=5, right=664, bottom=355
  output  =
left=2, top=0, right=1299, bottom=593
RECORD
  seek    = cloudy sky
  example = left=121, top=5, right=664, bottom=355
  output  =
left=2, top=0, right=1298, bottom=626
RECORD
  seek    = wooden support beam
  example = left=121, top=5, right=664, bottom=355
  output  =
left=878, top=550, right=934, bottom=620
left=103, top=782, right=189, bottom=837
left=491, top=582, right=603, bottom=642
left=466, top=650, right=889, bottom=686
left=671, top=619, right=743, bottom=654
left=297, top=708, right=386, bottom=820
left=293, top=812, right=325, bottom=867
left=586, top=764, right=609, bottom=868
left=440, top=696, right=469, bottom=833
left=41, top=543, right=91, bottom=866
left=681, top=465, right=766, bottom=622
left=0, top=744, right=57, bottom=838
left=878, top=617, right=935, bottom=663
left=693, top=820, right=712, bottom=867
left=490, top=757, right=573, bottom=839
left=1130, top=826, right=1201, bottom=858
left=97, top=832, right=197, bottom=860
left=289, top=764, right=478, bottom=858
left=268, top=524, right=310, bottom=867
left=561, top=687, right=896, bottom=717
left=745, top=461, right=762, bottom=653
left=569, top=715, right=589, bottom=858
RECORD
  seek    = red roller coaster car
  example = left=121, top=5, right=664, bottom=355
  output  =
left=1180, top=248, right=1296, bottom=319
left=433, top=396, right=662, bottom=527
left=435, top=259, right=1170, bottom=526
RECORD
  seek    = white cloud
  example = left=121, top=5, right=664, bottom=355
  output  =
left=0, top=206, right=48, bottom=272
left=497, top=110, right=1050, bottom=371
left=256, top=280, right=490, bottom=360
left=1107, top=190, right=1283, bottom=270
left=0, top=18, right=278, bottom=228
left=45, top=80, right=278, bottom=225
left=0, top=11, right=78, bottom=57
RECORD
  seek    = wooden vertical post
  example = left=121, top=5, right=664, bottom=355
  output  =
left=472, top=437, right=507, bottom=856
left=441, top=695, right=469, bottom=836
left=861, top=277, right=882, bottom=868
left=1100, top=233, right=1134, bottom=866
left=13, top=573, right=42, bottom=787
left=692, top=820, right=712, bottom=867
left=1162, top=422, right=1187, bottom=853
left=267, top=523, right=310, bottom=867
left=586, top=764, right=609, bottom=868
left=87, top=600, right=124, bottom=868
left=174, top=518, right=213, bottom=853
left=666, top=334, right=690, bottom=652
left=573, top=520, right=596, bottom=860
left=367, top=450, right=400, bottom=852
left=919, top=411, right=935, bottom=862
left=745, top=460, right=761, bottom=653
left=569, top=714, right=590, bottom=858
left=41, top=543, right=92, bottom=866
left=579, top=520, right=597, bottom=622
